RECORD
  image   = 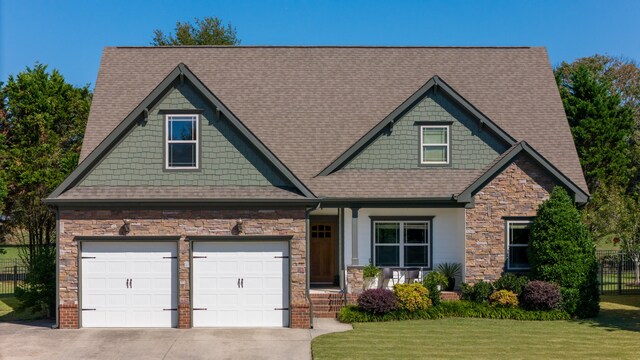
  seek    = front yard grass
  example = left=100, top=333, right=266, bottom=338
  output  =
left=0, top=295, right=46, bottom=321
left=312, top=295, right=640, bottom=360
left=0, top=246, right=22, bottom=260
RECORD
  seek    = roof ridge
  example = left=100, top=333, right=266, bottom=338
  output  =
left=109, top=45, right=536, bottom=49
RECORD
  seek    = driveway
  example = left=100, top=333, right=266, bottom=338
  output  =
left=0, top=319, right=351, bottom=360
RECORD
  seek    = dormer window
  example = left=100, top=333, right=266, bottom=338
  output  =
left=421, top=125, right=450, bottom=165
left=166, top=114, right=199, bottom=169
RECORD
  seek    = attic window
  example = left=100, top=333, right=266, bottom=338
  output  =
left=420, top=125, right=450, bottom=165
left=166, top=114, right=199, bottom=169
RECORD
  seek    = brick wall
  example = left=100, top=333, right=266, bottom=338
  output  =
left=465, top=155, right=557, bottom=283
left=58, top=208, right=308, bottom=328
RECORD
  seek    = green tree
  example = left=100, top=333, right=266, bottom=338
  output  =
left=1, top=64, right=91, bottom=315
left=556, top=55, right=640, bottom=121
left=555, top=64, right=636, bottom=192
left=586, top=185, right=640, bottom=285
left=152, top=16, right=240, bottom=46
left=529, top=187, right=599, bottom=318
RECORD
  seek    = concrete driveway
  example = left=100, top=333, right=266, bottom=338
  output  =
left=0, top=319, right=351, bottom=360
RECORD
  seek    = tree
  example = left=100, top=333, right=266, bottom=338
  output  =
left=586, top=185, right=640, bottom=285
left=556, top=55, right=640, bottom=122
left=1, top=64, right=91, bottom=315
left=529, top=187, right=599, bottom=318
left=555, top=64, right=636, bottom=192
left=152, top=16, right=240, bottom=46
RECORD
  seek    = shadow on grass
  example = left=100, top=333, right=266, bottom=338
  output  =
left=575, top=295, right=640, bottom=332
left=0, top=294, right=48, bottom=323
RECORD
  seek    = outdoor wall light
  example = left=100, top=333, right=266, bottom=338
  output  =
left=236, top=219, right=244, bottom=234
left=122, top=219, right=131, bottom=234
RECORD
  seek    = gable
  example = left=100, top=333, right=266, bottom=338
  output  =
left=344, top=88, right=509, bottom=170
left=77, top=82, right=292, bottom=188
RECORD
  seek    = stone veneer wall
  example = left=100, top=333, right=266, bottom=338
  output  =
left=465, top=155, right=558, bottom=283
left=346, top=266, right=364, bottom=294
left=58, top=208, right=308, bottom=329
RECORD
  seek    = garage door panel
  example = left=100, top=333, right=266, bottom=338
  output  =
left=81, top=241, right=177, bottom=328
left=193, top=241, right=289, bottom=328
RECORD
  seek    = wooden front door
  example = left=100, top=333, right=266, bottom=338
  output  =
left=310, top=222, right=336, bottom=284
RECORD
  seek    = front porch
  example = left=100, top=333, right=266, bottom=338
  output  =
left=309, top=207, right=466, bottom=295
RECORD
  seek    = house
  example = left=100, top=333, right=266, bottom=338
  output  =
left=45, top=46, right=589, bottom=329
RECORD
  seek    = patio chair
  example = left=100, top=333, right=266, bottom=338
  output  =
left=404, top=268, right=420, bottom=284
left=379, top=267, right=396, bottom=288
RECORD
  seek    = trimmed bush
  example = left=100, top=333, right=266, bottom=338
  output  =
left=489, top=290, right=519, bottom=308
left=357, top=289, right=398, bottom=314
left=394, top=283, right=432, bottom=312
left=493, top=273, right=529, bottom=295
left=460, top=281, right=494, bottom=303
left=422, top=277, right=442, bottom=307
left=520, top=280, right=562, bottom=311
left=529, top=187, right=600, bottom=318
left=337, top=301, right=571, bottom=323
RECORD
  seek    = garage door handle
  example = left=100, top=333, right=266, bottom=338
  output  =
left=237, top=278, right=240, bottom=288
left=126, top=279, right=130, bottom=288
left=193, top=308, right=207, bottom=311
left=241, top=278, right=244, bottom=288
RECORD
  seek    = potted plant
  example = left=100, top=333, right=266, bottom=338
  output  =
left=363, top=263, right=381, bottom=289
left=437, top=262, right=462, bottom=291
left=424, top=271, right=449, bottom=291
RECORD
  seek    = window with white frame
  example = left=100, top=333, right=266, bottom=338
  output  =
left=507, top=220, right=532, bottom=270
left=421, top=125, right=450, bottom=164
left=166, top=114, right=199, bottom=169
left=374, top=221, right=431, bottom=267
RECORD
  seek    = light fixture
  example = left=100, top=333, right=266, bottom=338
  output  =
left=122, top=219, right=131, bottom=235
left=236, top=219, right=244, bottom=234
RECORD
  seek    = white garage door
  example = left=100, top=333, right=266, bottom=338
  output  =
left=81, top=241, right=178, bottom=328
left=192, top=241, right=289, bottom=327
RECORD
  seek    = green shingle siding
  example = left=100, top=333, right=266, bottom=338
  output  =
left=78, top=83, right=291, bottom=187
left=345, top=89, right=507, bottom=170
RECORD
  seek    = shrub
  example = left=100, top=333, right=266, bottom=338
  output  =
left=529, top=187, right=600, bottom=317
left=437, top=262, right=462, bottom=290
left=394, top=283, right=432, bottom=312
left=520, top=280, right=562, bottom=311
left=493, top=273, right=529, bottom=295
left=460, top=281, right=494, bottom=303
left=363, top=263, right=381, bottom=279
left=357, top=289, right=398, bottom=314
left=489, top=290, right=519, bottom=308
left=338, top=301, right=571, bottom=323
left=422, top=277, right=442, bottom=307
left=424, top=271, right=449, bottom=289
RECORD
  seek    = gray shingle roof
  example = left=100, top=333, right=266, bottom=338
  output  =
left=79, top=46, right=587, bottom=199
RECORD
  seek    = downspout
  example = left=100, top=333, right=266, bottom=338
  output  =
left=304, top=206, right=316, bottom=329
left=53, top=205, right=60, bottom=329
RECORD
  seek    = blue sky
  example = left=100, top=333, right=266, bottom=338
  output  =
left=1, top=0, right=639, bottom=88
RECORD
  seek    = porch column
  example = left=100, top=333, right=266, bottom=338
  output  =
left=351, top=207, right=359, bottom=265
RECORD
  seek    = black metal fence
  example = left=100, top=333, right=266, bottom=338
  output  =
left=0, top=259, right=27, bottom=295
left=596, top=250, right=640, bottom=295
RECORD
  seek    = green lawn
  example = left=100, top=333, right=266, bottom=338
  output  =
left=312, top=295, right=640, bottom=360
left=0, top=246, right=23, bottom=260
left=0, top=295, right=46, bottom=321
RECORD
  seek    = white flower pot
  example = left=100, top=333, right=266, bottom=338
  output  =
left=364, top=277, right=379, bottom=290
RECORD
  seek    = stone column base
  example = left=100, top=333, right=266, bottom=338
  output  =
left=346, top=266, right=364, bottom=294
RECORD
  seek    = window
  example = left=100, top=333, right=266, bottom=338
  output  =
left=374, top=221, right=430, bottom=267
left=421, top=125, right=450, bottom=164
left=166, top=114, right=198, bottom=169
left=507, top=220, right=532, bottom=270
